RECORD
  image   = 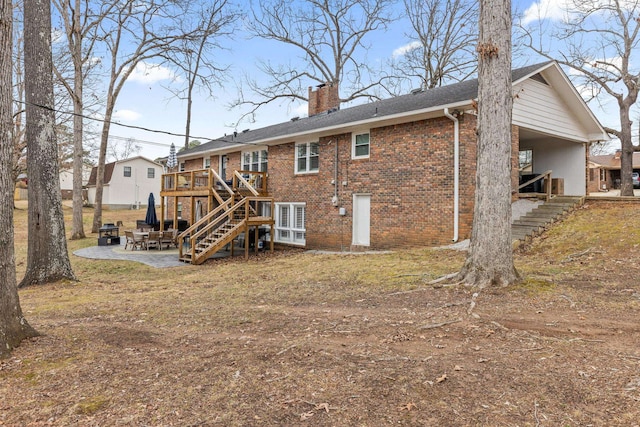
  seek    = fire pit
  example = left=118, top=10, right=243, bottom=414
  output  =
left=98, top=223, right=120, bottom=246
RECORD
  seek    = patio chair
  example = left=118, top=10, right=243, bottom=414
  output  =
left=161, top=229, right=178, bottom=249
left=124, top=230, right=135, bottom=250
left=147, top=231, right=161, bottom=250
left=131, top=231, right=147, bottom=250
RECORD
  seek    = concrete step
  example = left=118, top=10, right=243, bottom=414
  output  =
left=513, top=216, right=552, bottom=225
left=511, top=196, right=583, bottom=243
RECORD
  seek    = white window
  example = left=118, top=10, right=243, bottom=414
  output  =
left=147, top=168, right=155, bottom=178
left=203, top=158, right=211, bottom=169
left=295, top=142, right=319, bottom=174
left=275, top=203, right=306, bottom=245
left=123, top=166, right=132, bottom=177
left=242, top=149, right=268, bottom=172
left=352, top=132, right=370, bottom=159
left=179, top=162, right=185, bottom=172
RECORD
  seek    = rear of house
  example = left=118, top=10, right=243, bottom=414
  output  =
left=168, top=62, right=606, bottom=251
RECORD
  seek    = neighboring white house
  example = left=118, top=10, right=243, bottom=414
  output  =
left=59, top=165, right=93, bottom=199
left=86, top=156, right=163, bottom=209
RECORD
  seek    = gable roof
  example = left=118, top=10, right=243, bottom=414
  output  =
left=87, top=156, right=162, bottom=186
left=591, top=152, right=640, bottom=169
left=179, top=61, right=606, bottom=159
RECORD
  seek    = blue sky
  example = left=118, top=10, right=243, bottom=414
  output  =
left=104, top=0, right=633, bottom=161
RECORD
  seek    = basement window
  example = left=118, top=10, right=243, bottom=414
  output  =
left=275, top=203, right=306, bottom=246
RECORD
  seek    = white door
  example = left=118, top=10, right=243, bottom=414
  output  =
left=352, top=194, right=371, bottom=246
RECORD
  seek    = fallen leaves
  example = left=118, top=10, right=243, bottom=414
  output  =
left=399, top=402, right=417, bottom=411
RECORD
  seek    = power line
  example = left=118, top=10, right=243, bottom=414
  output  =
left=16, top=98, right=216, bottom=142
left=84, top=131, right=173, bottom=148
left=16, top=98, right=266, bottom=148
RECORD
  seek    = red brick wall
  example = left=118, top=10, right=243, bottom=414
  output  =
left=166, top=113, right=531, bottom=250
left=308, top=83, right=340, bottom=116
left=267, top=115, right=479, bottom=250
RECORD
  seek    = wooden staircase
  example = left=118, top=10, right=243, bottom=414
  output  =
left=177, top=170, right=274, bottom=265
left=512, top=196, right=584, bottom=243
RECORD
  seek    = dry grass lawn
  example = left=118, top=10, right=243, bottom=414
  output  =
left=1, top=200, right=640, bottom=426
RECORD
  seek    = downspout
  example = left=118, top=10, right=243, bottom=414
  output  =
left=444, top=108, right=460, bottom=242
left=331, top=139, right=339, bottom=206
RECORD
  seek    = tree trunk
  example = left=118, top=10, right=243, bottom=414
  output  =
left=91, top=100, right=115, bottom=233
left=1, top=0, right=38, bottom=356
left=70, top=0, right=85, bottom=240
left=20, top=0, right=77, bottom=287
left=457, top=0, right=520, bottom=288
left=618, top=100, right=636, bottom=197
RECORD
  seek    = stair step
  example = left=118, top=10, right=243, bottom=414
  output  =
left=513, top=216, right=551, bottom=224
left=526, top=210, right=563, bottom=219
left=511, top=197, right=582, bottom=242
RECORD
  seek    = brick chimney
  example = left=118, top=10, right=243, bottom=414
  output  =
left=614, top=149, right=622, bottom=160
left=308, top=83, right=339, bottom=117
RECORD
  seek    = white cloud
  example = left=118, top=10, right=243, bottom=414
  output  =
left=521, top=0, right=571, bottom=25
left=392, top=41, right=421, bottom=59
left=127, top=62, right=177, bottom=85
left=292, top=103, right=308, bottom=118
left=113, top=109, right=141, bottom=122
left=522, top=0, right=639, bottom=25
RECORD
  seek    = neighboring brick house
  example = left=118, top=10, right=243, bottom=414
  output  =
left=589, top=151, right=640, bottom=192
left=169, top=62, right=607, bottom=251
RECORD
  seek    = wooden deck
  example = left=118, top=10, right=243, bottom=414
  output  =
left=160, top=168, right=274, bottom=264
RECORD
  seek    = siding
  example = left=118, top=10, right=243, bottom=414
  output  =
left=513, top=79, right=588, bottom=142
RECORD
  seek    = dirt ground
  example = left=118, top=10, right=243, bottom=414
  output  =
left=1, top=200, right=640, bottom=426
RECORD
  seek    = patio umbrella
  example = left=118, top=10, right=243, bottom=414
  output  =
left=195, top=200, right=203, bottom=222
left=145, top=193, right=158, bottom=227
left=166, top=143, right=177, bottom=171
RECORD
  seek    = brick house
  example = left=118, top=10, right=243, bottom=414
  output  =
left=165, top=62, right=607, bottom=253
left=589, top=151, right=640, bottom=192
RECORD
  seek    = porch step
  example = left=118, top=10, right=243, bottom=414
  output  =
left=512, top=196, right=583, bottom=244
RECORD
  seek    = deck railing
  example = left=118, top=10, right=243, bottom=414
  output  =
left=518, top=170, right=552, bottom=201
left=162, top=168, right=267, bottom=195
left=233, top=170, right=267, bottom=194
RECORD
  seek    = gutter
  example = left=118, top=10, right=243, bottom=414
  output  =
left=444, top=108, right=460, bottom=242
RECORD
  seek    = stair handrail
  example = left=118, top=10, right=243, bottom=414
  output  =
left=233, top=170, right=260, bottom=196
left=182, top=197, right=249, bottom=261
left=210, top=168, right=234, bottom=196
left=178, top=198, right=233, bottom=259
left=209, top=168, right=234, bottom=206
left=518, top=170, right=552, bottom=201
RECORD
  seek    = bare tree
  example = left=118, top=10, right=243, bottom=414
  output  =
left=90, top=0, right=198, bottom=233
left=388, top=0, right=478, bottom=94
left=11, top=0, right=26, bottom=188
left=456, top=0, right=520, bottom=288
left=107, top=137, right=141, bottom=162
left=236, top=0, right=395, bottom=120
left=517, top=0, right=639, bottom=196
left=1, top=0, right=38, bottom=356
left=160, top=0, right=237, bottom=150
left=51, top=0, right=115, bottom=239
left=20, top=0, right=77, bottom=287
